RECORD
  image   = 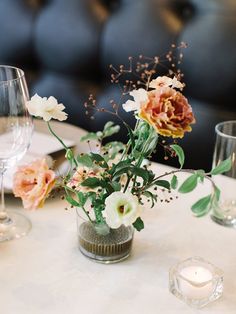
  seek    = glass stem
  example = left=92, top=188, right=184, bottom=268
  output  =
left=0, top=170, right=7, bottom=219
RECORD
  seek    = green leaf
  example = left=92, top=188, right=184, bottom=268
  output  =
left=65, top=194, right=80, bottom=207
left=171, top=175, right=178, bottom=189
left=210, top=186, right=221, bottom=209
left=178, top=174, right=198, bottom=193
left=93, top=198, right=105, bottom=208
left=89, top=153, right=104, bottom=162
left=103, top=141, right=125, bottom=161
left=147, top=170, right=155, bottom=184
left=103, top=121, right=120, bottom=138
left=65, top=149, right=74, bottom=161
left=113, top=165, right=132, bottom=180
left=100, top=181, right=114, bottom=194
left=214, top=186, right=221, bottom=201
left=191, top=194, right=211, bottom=216
left=89, top=153, right=108, bottom=168
left=131, top=167, right=150, bottom=184
left=113, top=165, right=150, bottom=185
left=211, top=157, right=232, bottom=175
left=143, top=191, right=157, bottom=208
left=133, top=217, right=144, bottom=231
left=111, top=160, right=131, bottom=173
left=111, top=181, right=121, bottom=191
left=170, top=144, right=185, bottom=168
left=77, top=154, right=93, bottom=168
left=143, top=191, right=154, bottom=198
left=196, top=169, right=205, bottom=182
left=81, top=177, right=101, bottom=188
left=86, top=191, right=97, bottom=203
left=104, top=121, right=114, bottom=130
left=77, top=192, right=87, bottom=206
left=155, top=180, right=170, bottom=190
left=80, top=132, right=100, bottom=142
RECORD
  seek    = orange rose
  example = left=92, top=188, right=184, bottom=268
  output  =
left=139, top=86, right=195, bottom=138
left=13, top=159, right=55, bottom=210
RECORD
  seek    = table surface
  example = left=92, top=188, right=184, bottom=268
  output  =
left=1, top=121, right=236, bottom=314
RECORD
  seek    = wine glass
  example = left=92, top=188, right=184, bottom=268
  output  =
left=211, top=121, right=236, bottom=227
left=0, top=65, right=33, bottom=241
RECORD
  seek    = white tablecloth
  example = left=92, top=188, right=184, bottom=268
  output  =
left=1, top=122, right=236, bottom=314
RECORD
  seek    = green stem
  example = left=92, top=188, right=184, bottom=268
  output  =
left=80, top=205, right=93, bottom=223
left=47, top=122, right=78, bottom=167
left=64, top=186, right=93, bottom=222
left=47, top=121, right=68, bottom=150
left=76, top=205, right=93, bottom=223
left=144, top=169, right=218, bottom=192
left=123, top=175, right=131, bottom=193
left=132, top=175, right=137, bottom=190
left=135, top=126, right=157, bottom=168
left=132, top=127, right=157, bottom=188
left=93, top=206, right=105, bottom=224
left=122, top=124, right=158, bottom=192
left=120, top=119, right=140, bottom=161
left=120, top=139, right=131, bottom=161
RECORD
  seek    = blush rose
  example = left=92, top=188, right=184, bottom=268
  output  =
left=13, top=159, right=56, bottom=210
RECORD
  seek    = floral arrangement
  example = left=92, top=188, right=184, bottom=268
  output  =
left=13, top=43, right=231, bottom=232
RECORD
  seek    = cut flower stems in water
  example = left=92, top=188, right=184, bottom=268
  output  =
left=14, top=43, right=231, bottom=233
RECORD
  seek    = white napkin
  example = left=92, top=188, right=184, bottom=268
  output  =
left=4, top=132, right=75, bottom=192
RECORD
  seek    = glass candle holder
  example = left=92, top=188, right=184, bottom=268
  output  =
left=169, top=257, right=223, bottom=308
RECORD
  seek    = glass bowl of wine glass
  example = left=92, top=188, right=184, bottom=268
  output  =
left=0, top=65, right=33, bottom=241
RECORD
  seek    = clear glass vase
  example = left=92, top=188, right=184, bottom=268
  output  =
left=76, top=210, right=134, bottom=264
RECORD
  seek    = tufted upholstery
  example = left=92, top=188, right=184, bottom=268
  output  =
left=0, top=0, right=236, bottom=170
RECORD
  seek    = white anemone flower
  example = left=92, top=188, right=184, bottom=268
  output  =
left=122, top=88, right=148, bottom=112
left=104, top=191, right=141, bottom=228
left=26, top=94, right=68, bottom=121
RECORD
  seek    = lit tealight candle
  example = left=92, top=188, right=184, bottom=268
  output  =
left=169, top=257, right=224, bottom=308
left=179, top=266, right=213, bottom=299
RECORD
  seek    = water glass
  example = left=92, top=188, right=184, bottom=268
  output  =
left=211, top=121, right=236, bottom=227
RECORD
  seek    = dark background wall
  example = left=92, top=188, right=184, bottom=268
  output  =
left=0, top=0, right=236, bottom=170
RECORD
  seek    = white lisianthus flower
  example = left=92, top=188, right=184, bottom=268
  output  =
left=122, top=88, right=148, bottom=112
left=104, top=191, right=141, bottom=228
left=26, top=94, right=68, bottom=121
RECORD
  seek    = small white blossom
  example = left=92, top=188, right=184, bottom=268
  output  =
left=149, top=76, right=173, bottom=89
left=26, top=94, right=68, bottom=121
left=150, top=76, right=184, bottom=90
left=171, top=76, right=184, bottom=89
left=122, top=88, right=148, bottom=112
left=103, top=191, right=141, bottom=228
left=67, top=166, right=102, bottom=193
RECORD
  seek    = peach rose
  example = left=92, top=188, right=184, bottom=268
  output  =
left=139, top=86, right=195, bottom=138
left=13, top=159, right=56, bottom=210
left=67, top=166, right=102, bottom=192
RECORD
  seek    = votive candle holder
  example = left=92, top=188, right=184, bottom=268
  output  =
left=169, top=256, right=223, bottom=308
